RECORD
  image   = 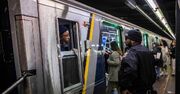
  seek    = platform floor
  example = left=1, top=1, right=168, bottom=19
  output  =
left=153, top=65, right=175, bottom=94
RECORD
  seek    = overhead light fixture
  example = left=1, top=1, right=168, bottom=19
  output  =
left=145, top=0, right=157, bottom=11
left=135, top=6, right=173, bottom=39
left=164, top=23, right=168, bottom=28
left=155, top=10, right=163, bottom=19
left=161, top=18, right=166, bottom=25
left=125, top=0, right=175, bottom=39
left=125, top=0, right=137, bottom=9
left=145, top=0, right=175, bottom=39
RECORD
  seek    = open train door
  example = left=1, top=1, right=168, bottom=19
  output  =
left=99, top=20, right=123, bottom=91
left=57, top=18, right=83, bottom=94
left=0, top=0, right=17, bottom=93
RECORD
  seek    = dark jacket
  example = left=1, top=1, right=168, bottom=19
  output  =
left=170, top=46, right=175, bottom=59
left=118, top=44, right=156, bottom=93
left=152, top=46, right=163, bottom=67
left=61, top=44, right=70, bottom=51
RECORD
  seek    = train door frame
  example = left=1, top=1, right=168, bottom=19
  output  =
left=0, top=0, right=18, bottom=93
left=143, top=33, right=149, bottom=48
left=56, top=18, right=83, bottom=93
left=99, top=20, right=123, bottom=79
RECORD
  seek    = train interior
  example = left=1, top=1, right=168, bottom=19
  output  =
left=0, top=0, right=17, bottom=93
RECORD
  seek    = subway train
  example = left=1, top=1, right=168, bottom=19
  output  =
left=0, top=0, right=171, bottom=94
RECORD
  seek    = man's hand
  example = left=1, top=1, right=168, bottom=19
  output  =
left=121, top=90, right=132, bottom=94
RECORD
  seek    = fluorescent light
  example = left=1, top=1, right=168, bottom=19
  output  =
left=136, top=6, right=173, bottom=39
left=146, top=0, right=157, bottom=11
left=165, top=24, right=168, bottom=28
left=161, top=18, right=166, bottom=25
left=155, top=10, right=163, bottom=19
left=145, top=0, right=175, bottom=39
left=125, top=0, right=136, bottom=9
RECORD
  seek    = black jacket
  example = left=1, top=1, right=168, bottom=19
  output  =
left=118, top=44, right=156, bottom=93
left=61, top=44, right=70, bottom=51
left=152, top=46, right=163, bottom=67
left=170, top=46, right=176, bottom=58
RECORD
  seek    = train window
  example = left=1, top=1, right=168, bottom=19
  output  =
left=100, top=21, right=123, bottom=51
left=57, top=19, right=82, bottom=92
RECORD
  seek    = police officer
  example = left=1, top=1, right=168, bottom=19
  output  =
left=118, top=29, right=156, bottom=94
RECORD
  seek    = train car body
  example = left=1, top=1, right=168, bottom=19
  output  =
left=0, top=0, right=171, bottom=94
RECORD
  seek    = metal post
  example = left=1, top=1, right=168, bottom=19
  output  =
left=2, top=73, right=27, bottom=94
left=2, top=69, right=36, bottom=94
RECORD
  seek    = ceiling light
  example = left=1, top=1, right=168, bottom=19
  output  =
left=125, top=0, right=137, bottom=9
left=155, top=10, right=163, bottom=19
left=135, top=6, right=174, bottom=39
left=161, top=18, right=166, bottom=25
left=145, top=0, right=175, bottom=39
left=146, top=0, right=157, bottom=11
left=126, top=0, right=175, bottom=39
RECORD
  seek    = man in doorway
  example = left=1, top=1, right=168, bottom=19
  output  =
left=59, top=25, right=70, bottom=51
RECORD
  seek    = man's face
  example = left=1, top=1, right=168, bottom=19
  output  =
left=125, top=37, right=132, bottom=48
left=62, top=31, right=70, bottom=43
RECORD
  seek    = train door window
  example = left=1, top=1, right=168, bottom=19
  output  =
left=100, top=21, right=123, bottom=51
left=57, top=19, right=82, bottom=92
left=143, top=33, right=149, bottom=48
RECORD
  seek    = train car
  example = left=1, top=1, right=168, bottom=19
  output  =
left=1, top=0, right=171, bottom=94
